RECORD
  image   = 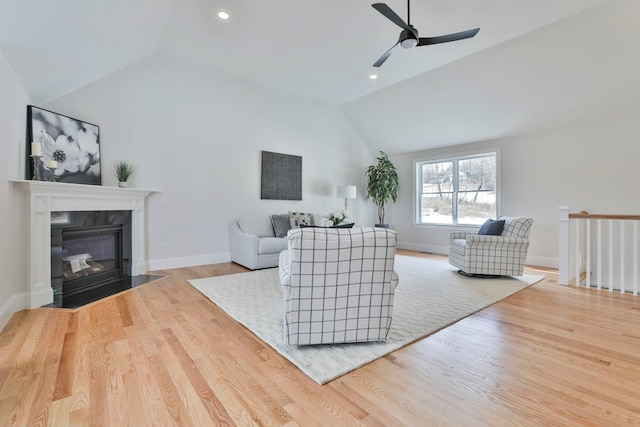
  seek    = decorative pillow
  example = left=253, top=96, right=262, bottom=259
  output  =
left=289, top=211, right=312, bottom=229
left=499, top=216, right=533, bottom=238
left=478, top=219, right=505, bottom=236
left=270, top=214, right=291, bottom=238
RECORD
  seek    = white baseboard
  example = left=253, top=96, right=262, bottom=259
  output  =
left=398, top=241, right=448, bottom=255
left=147, top=252, right=231, bottom=272
left=147, top=247, right=559, bottom=273
left=29, top=286, right=54, bottom=309
left=0, top=293, right=26, bottom=333
left=525, top=255, right=558, bottom=269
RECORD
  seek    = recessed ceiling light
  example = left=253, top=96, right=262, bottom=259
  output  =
left=217, top=10, right=230, bottom=21
left=369, top=74, right=378, bottom=80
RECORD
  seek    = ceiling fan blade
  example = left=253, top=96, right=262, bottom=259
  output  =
left=372, top=3, right=410, bottom=30
left=417, top=28, right=480, bottom=46
left=373, top=41, right=399, bottom=67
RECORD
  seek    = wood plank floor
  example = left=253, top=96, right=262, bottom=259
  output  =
left=1, top=250, right=639, bottom=426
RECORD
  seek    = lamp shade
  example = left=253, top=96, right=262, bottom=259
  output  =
left=336, top=185, right=357, bottom=199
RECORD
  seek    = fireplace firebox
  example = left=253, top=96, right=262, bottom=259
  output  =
left=51, top=210, right=132, bottom=308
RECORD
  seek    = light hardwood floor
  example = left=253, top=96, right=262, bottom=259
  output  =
left=1, top=250, right=639, bottom=426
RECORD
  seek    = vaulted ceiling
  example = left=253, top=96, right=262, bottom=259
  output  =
left=3, top=0, right=637, bottom=154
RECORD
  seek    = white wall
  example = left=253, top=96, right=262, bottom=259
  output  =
left=388, top=111, right=640, bottom=268
left=45, top=55, right=376, bottom=270
left=0, top=48, right=31, bottom=330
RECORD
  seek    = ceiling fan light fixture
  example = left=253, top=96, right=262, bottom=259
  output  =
left=399, top=27, right=418, bottom=49
left=400, top=38, right=418, bottom=49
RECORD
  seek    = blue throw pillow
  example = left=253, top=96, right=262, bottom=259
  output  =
left=478, top=219, right=505, bottom=236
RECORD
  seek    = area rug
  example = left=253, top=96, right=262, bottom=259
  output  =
left=188, top=256, right=544, bottom=384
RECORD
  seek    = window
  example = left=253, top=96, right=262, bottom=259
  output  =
left=415, top=151, right=498, bottom=225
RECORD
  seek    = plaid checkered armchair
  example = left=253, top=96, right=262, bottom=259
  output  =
left=279, top=227, right=399, bottom=346
left=449, top=216, right=533, bottom=276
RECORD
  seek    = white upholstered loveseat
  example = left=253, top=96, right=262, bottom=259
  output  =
left=229, top=214, right=322, bottom=270
left=279, top=227, right=399, bottom=346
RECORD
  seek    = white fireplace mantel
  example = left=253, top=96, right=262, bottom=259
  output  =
left=10, top=179, right=158, bottom=309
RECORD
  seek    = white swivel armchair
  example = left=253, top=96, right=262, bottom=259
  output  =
left=279, top=227, right=399, bottom=346
left=449, top=216, right=533, bottom=276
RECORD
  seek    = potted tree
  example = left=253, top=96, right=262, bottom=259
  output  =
left=365, top=151, right=398, bottom=228
left=114, top=161, right=135, bottom=188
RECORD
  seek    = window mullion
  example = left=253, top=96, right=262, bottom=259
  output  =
left=417, top=165, right=424, bottom=223
left=452, top=160, right=459, bottom=225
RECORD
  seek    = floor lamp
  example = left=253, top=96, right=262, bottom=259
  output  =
left=336, top=185, right=357, bottom=210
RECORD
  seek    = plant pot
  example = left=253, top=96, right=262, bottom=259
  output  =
left=118, top=181, right=128, bottom=188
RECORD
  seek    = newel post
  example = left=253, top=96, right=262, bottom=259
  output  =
left=558, top=206, right=570, bottom=285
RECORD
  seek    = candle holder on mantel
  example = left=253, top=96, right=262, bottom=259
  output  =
left=46, top=165, right=56, bottom=182
left=30, top=155, right=42, bottom=181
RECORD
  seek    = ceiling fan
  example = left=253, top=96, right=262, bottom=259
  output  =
left=371, top=1, right=480, bottom=67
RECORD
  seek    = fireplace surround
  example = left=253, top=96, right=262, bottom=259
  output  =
left=11, top=179, right=157, bottom=309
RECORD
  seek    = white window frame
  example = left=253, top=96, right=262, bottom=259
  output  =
left=413, top=148, right=501, bottom=227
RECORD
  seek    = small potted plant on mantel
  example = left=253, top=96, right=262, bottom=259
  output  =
left=114, top=161, right=135, bottom=188
left=365, top=151, right=398, bottom=228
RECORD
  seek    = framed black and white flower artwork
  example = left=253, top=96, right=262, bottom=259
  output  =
left=27, top=105, right=101, bottom=185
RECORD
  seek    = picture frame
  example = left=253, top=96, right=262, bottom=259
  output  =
left=261, top=151, right=302, bottom=200
left=27, top=105, right=101, bottom=185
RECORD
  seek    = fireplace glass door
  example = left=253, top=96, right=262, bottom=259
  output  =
left=53, top=225, right=124, bottom=298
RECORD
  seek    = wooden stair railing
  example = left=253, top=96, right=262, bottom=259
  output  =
left=559, top=206, right=639, bottom=295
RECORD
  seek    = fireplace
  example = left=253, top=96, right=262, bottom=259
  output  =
left=11, top=179, right=157, bottom=310
left=51, top=210, right=131, bottom=307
